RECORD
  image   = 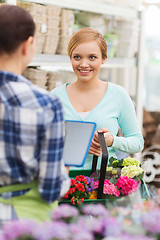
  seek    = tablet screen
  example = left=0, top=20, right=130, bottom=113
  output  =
left=63, top=120, right=96, bottom=167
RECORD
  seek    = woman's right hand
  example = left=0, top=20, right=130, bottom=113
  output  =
left=88, top=131, right=101, bottom=156
left=88, top=128, right=113, bottom=156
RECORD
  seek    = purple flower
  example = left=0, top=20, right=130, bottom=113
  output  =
left=102, top=216, right=122, bottom=237
left=85, top=176, right=95, bottom=193
left=69, top=223, right=94, bottom=240
left=0, top=236, right=5, bottom=240
left=34, top=222, right=70, bottom=240
left=52, top=204, right=79, bottom=222
left=104, top=234, right=154, bottom=240
left=141, top=209, right=160, bottom=233
left=1, top=220, right=38, bottom=240
left=82, top=204, right=109, bottom=218
left=77, top=215, right=104, bottom=236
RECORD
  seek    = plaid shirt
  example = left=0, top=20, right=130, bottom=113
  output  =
left=0, top=71, right=69, bottom=203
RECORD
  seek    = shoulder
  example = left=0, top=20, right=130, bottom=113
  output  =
left=51, top=84, right=66, bottom=97
left=33, top=85, right=63, bottom=111
left=109, top=82, right=127, bottom=94
left=108, top=82, right=130, bottom=100
left=20, top=75, right=63, bottom=110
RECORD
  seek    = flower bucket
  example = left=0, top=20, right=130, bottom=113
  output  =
left=59, top=170, right=149, bottom=208
left=59, top=132, right=114, bottom=207
left=59, top=169, right=113, bottom=207
left=59, top=133, right=150, bottom=207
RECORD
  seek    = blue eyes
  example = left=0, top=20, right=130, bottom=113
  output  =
left=73, top=56, right=96, bottom=60
left=90, top=56, right=96, bottom=60
left=74, top=56, right=80, bottom=60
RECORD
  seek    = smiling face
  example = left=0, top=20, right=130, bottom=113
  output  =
left=71, top=40, right=106, bottom=83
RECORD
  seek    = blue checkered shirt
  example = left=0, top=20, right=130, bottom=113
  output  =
left=0, top=71, right=69, bottom=203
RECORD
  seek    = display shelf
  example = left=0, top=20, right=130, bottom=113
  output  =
left=18, top=0, right=139, bottom=71
left=21, top=0, right=138, bottom=19
left=29, top=54, right=136, bottom=69
left=6, top=0, right=16, bottom=4
left=8, top=0, right=144, bottom=132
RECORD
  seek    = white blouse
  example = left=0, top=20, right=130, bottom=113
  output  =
left=78, top=111, right=91, bottom=120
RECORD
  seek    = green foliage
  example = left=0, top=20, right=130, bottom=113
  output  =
left=108, top=157, right=124, bottom=168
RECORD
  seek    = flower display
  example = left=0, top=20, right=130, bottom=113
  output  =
left=2, top=202, right=160, bottom=240
left=61, top=174, right=139, bottom=204
left=61, top=157, right=145, bottom=205
left=0, top=204, right=123, bottom=240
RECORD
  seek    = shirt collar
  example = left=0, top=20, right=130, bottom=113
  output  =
left=0, top=70, right=31, bottom=86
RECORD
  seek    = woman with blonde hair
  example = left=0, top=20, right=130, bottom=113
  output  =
left=51, top=27, right=144, bottom=169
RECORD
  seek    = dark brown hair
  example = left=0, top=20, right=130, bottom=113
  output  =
left=0, top=5, right=36, bottom=54
left=68, top=28, right=107, bottom=60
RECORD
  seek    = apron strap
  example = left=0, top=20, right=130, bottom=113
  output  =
left=0, top=180, right=37, bottom=194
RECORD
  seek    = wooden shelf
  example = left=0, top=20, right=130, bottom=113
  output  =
left=21, top=0, right=139, bottom=19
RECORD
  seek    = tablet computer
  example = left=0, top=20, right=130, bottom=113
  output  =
left=63, top=120, right=96, bottom=167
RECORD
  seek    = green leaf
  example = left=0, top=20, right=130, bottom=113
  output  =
left=108, top=157, right=124, bottom=168
left=108, top=157, right=117, bottom=166
left=110, top=178, right=117, bottom=184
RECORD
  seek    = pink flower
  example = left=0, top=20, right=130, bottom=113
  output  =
left=94, top=179, right=110, bottom=189
left=103, top=183, right=120, bottom=197
left=94, top=181, right=99, bottom=189
left=94, top=179, right=120, bottom=197
left=116, top=176, right=138, bottom=196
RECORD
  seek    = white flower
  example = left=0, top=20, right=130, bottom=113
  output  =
left=121, top=165, right=144, bottom=178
